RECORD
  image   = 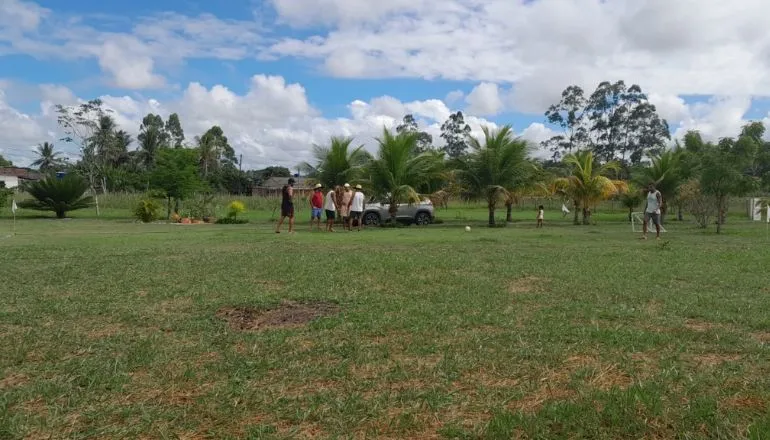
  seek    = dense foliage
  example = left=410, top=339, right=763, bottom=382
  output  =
left=19, top=174, right=94, bottom=218
left=15, top=79, right=764, bottom=232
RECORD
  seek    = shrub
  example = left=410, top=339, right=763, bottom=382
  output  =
left=134, top=199, right=162, bottom=223
left=227, top=200, right=245, bottom=219
left=678, top=179, right=716, bottom=228
left=19, top=174, right=94, bottom=219
left=0, top=185, right=12, bottom=209
left=190, top=193, right=215, bottom=220
left=216, top=217, right=249, bottom=224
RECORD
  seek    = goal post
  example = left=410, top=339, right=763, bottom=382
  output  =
left=631, top=212, right=667, bottom=233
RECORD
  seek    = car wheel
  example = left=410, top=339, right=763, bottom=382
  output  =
left=364, top=212, right=381, bottom=226
left=415, top=212, right=431, bottom=226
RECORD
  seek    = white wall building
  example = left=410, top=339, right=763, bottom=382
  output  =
left=0, top=167, right=40, bottom=188
left=0, top=174, right=19, bottom=188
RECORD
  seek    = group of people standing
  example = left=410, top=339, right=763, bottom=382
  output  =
left=275, top=178, right=366, bottom=234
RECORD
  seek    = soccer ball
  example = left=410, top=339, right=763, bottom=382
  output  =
left=465, top=226, right=471, bottom=232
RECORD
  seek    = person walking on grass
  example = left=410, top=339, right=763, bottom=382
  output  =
left=340, top=183, right=353, bottom=231
left=324, top=185, right=337, bottom=232
left=642, top=182, right=663, bottom=240
left=536, top=205, right=544, bottom=228
left=275, top=178, right=295, bottom=233
left=349, top=184, right=365, bottom=232
left=309, top=183, right=324, bottom=231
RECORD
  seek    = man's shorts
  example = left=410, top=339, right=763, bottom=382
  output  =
left=281, top=204, right=294, bottom=218
left=350, top=211, right=362, bottom=220
left=644, top=211, right=660, bottom=226
left=325, top=209, right=336, bottom=220
left=311, top=207, right=322, bottom=219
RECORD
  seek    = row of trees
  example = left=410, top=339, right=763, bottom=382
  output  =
left=24, top=100, right=295, bottom=213
left=301, top=121, right=769, bottom=232
left=543, top=81, right=670, bottom=164
left=13, top=79, right=770, bottom=231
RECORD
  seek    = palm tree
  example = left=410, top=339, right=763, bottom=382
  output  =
left=639, top=150, right=683, bottom=223
left=619, top=183, right=644, bottom=222
left=368, top=129, right=444, bottom=222
left=112, top=130, right=132, bottom=166
left=92, top=115, right=117, bottom=164
left=460, top=125, right=531, bottom=227
left=31, top=142, right=63, bottom=172
left=197, top=134, right=217, bottom=177
left=18, top=174, right=94, bottom=219
left=138, top=126, right=163, bottom=169
left=555, top=150, right=624, bottom=225
left=195, top=126, right=233, bottom=177
left=300, top=136, right=371, bottom=188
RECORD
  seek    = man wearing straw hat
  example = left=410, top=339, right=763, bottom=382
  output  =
left=309, top=183, right=324, bottom=231
left=349, top=184, right=365, bottom=232
left=340, top=183, right=353, bottom=231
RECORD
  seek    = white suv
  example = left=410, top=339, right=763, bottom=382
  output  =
left=362, top=197, right=434, bottom=226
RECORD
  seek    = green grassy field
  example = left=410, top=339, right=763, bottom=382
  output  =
left=2, top=206, right=770, bottom=439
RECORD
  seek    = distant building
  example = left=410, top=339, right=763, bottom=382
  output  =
left=251, top=176, right=314, bottom=197
left=0, top=167, right=42, bottom=189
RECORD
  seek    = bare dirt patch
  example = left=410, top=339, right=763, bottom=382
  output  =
left=84, top=322, right=130, bottom=339
left=722, top=395, right=766, bottom=411
left=684, top=319, right=723, bottom=332
left=689, top=353, right=741, bottom=367
left=508, top=276, right=550, bottom=294
left=461, top=368, right=521, bottom=389
left=508, top=354, right=634, bottom=414
left=750, top=332, right=770, bottom=343
left=645, top=299, right=664, bottom=316
left=216, top=300, right=340, bottom=331
left=0, top=372, right=29, bottom=390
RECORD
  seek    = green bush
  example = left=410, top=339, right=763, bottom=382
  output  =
left=0, top=185, right=12, bottom=209
left=134, top=199, right=162, bottom=223
left=19, top=174, right=94, bottom=219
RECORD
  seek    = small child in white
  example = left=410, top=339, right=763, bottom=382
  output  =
left=537, top=205, right=544, bottom=228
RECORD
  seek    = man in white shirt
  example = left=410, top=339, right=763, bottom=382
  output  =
left=349, top=184, right=365, bottom=231
left=323, top=186, right=337, bottom=232
left=642, top=182, right=663, bottom=240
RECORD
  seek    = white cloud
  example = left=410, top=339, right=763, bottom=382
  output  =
left=519, top=123, right=559, bottom=159
left=4, top=0, right=770, bottom=123
left=671, top=96, right=754, bottom=141
left=0, top=77, right=505, bottom=169
left=465, top=82, right=504, bottom=116
left=268, top=0, right=770, bottom=114
left=98, top=37, right=166, bottom=89
left=0, top=0, right=49, bottom=32
left=1, top=74, right=768, bottom=171
left=0, top=89, right=52, bottom=165
left=445, top=90, right=464, bottom=105
left=0, top=5, right=263, bottom=89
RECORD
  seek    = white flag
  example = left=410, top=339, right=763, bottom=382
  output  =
left=11, top=199, right=17, bottom=214
left=767, top=205, right=770, bottom=223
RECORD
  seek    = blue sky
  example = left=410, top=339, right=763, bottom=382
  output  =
left=1, top=0, right=769, bottom=168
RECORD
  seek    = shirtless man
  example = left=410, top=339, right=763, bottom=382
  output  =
left=275, top=178, right=295, bottom=233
